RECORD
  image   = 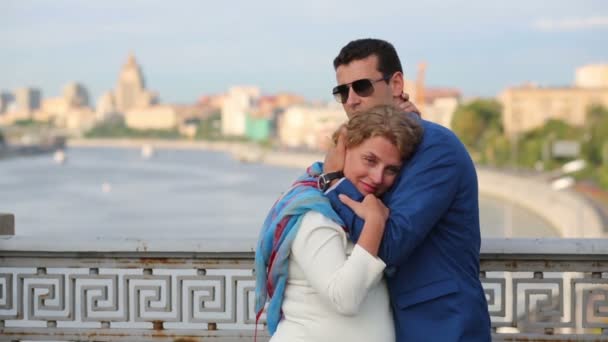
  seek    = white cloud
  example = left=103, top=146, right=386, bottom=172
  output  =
left=533, top=16, right=608, bottom=31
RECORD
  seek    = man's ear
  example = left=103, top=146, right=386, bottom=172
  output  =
left=389, top=72, right=404, bottom=97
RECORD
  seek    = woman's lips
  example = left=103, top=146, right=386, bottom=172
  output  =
left=359, top=181, right=377, bottom=194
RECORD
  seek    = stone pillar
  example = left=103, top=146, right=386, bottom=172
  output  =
left=0, top=213, right=15, bottom=235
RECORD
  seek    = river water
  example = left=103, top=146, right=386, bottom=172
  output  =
left=0, top=147, right=558, bottom=239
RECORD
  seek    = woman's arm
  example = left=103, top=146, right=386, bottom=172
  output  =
left=346, top=194, right=389, bottom=256
left=291, top=210, right=386, bottom=315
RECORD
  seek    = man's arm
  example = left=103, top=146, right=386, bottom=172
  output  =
left=326, top=136, right=462, bottom=267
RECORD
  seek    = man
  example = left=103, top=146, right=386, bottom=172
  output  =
left=320, top=38, right=491, bottom=341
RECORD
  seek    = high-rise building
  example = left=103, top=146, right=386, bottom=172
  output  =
left=278, top=103, right=346, bottom=150
left=125, top=105, right=178, bottom=130
left=0, top=92, right=14, bottom=114
left=38, top=97, right=69, bottom=122
left=500, top=63, right=608, bottom=137
left=63, top=82, right=90, bottom=108
left=14, top=87, right=41, bottom=114
left=575, top=64, right=608, bottom=88
left=33, top=82, right=91, bottom=126
left=114, top=54, right=156, bottom=113
left=419, top=88, right=461, bottom=129
left=95, top=91, right=118, bottom=121
left=221, top=86, right=260, bottom=136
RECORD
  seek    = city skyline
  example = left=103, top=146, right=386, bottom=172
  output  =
left=2, top=0, right=607, bottom=104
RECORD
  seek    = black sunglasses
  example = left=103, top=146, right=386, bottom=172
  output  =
left=332, top=75, right=391, bottom=104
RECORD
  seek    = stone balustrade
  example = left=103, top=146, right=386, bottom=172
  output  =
left=0, top=236, right=607, bottom=341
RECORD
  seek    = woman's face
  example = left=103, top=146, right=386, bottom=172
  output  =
left=343, top=135, right=403, bottom=196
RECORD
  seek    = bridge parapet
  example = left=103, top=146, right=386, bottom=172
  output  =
left=0, top=237, right=606, bottom=341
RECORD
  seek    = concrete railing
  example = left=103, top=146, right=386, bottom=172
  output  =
left=0, top=236, right=607, bottom=341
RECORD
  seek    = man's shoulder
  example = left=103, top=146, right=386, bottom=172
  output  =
left=421, top=119, right=458, bottom=141
left=415, top=119, right=466, bottom=154
left=399, top=119, right=476, bottom=175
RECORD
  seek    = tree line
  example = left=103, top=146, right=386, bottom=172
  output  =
left=451, top=100, right=608, bottom=190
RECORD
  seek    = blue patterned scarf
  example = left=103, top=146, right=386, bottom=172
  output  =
left=254, top=161, right=345, bottom=335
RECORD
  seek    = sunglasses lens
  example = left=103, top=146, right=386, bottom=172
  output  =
left=332, top=78, right=377, bottom=104
left=333, top=93, right=345, bottom=103
left=352, top=79, right=374, bottom=97
left=332, top=85, right=349, bottom=104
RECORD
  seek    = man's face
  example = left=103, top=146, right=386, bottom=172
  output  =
left=335, top=55, right=398, bottom=118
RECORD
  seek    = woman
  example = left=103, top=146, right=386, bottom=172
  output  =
left=255, top=105, right=423, bottom=342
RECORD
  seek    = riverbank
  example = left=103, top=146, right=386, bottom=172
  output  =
left=69, top=138, right=324, bottom=168
left=0, top=139, right=65, bottom=160
left=68, top=138, right=606, bottom=237
left=68, top=137, right=245, bottom=152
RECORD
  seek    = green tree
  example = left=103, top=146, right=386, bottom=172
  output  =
left=578, top=105, right=608, bottom=191
left=479, top=130, right=511, bottom=166
left=451, top=108, right=484, bottom=148
left=194, top=111, right=222, bottom=140
left=514, top=119, right=585, bottom=170
left=85, top=119, right=180, bottom=139
left=14, top=119, right=37, bottom=126
left=597, top=165, right=608, bottom=189
left=517, top=138, right=543, bottom=168
left=85, top=120, right=131, bottom=137
left=451, top=99, right=502, bottom=150
left=451, top=99, right=504, bottom=165
left=583, top=105, right=608, bottom=166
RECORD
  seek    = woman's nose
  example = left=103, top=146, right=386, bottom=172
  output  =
left=369, top=167, right=383, bottom=184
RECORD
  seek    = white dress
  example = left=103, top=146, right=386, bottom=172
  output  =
left=270, top=211, right=395, bottom=342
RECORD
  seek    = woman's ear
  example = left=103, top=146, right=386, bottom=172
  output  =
left=389, top=72, right=405, bottom=97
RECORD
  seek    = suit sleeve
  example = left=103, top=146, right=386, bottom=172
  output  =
left=326, top=136, right=463, bottom=268
left=291, top=212, right=386, bottom=316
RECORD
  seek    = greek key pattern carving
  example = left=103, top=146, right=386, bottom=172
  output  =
left=0, top=267, right=261, bottom=329
left=481, top=272, right=608, bottom=332
left=1, top=265, right=606, bottom=335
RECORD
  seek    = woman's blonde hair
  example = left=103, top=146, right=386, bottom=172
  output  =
left=333, top=105, right=424, bottom=161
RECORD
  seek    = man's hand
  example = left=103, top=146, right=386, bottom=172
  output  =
left=393, top=92, right=421, bottom=116
left=338, top=193, right=389, bottom=223
left=323, top=125, right=346, bottom=174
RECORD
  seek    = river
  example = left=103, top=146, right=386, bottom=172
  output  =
left=0, top=146, right=558, bottom=239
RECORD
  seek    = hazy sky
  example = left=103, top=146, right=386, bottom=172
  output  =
left=2, top=0, right=607, bottom=104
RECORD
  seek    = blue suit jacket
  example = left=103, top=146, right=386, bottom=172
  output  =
left=326, top=119, right=491, bottom=341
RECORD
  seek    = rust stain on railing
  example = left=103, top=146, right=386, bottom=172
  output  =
left=153, top=320, right=164, bottom=330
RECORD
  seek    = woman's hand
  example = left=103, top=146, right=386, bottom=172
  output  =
left=339, top=193, right=388, bottom=223
left=393, top=92, right=421, bottom=116
left=339, top=193, right=389, bottom=256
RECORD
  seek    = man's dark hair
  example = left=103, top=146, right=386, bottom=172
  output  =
left=333, top=38, right=403, bottom=77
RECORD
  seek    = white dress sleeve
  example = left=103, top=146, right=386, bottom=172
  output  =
left=291, top=211, right=386, bottom=316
